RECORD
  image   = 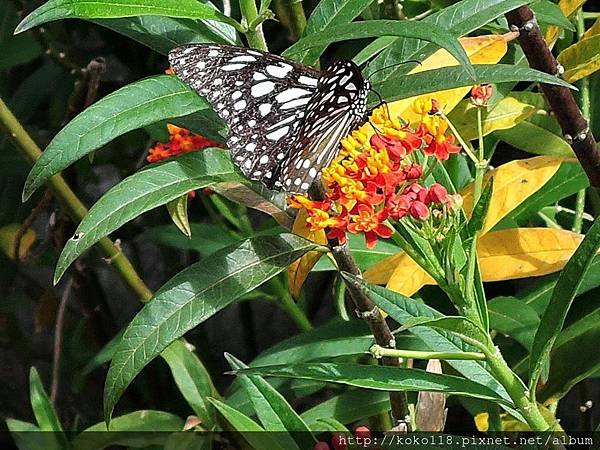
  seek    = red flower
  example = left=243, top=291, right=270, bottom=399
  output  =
left=354, top=426, right=372, bottom=440
left=314, top=441, right=330, bottom=450
left=347, top=204, right=393, bottom=249
left=471, top=84, right=493, bottom=106
left=423, top=133, right=460, bottom=161
left=386, top=193, right=411, bottom=220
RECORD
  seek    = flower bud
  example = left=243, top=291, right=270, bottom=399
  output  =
left=331, top=433, right=349, bottom=450
left=427, top=183, right=448, bottom=204
left=410, top=201, right=430, bottom=220
left=354, top=426, right=372, bottom=440
left=470, top=84, right=493, bottom=106
left=314, top=441, right=330, bottom=450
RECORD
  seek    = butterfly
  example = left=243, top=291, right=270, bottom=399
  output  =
left=168, top=44, right=370, bottom=194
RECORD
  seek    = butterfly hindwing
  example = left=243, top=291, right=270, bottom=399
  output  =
left=168, top=44, right=320, bottom=183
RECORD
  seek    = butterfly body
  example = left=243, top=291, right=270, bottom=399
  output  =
left=168, top=44, right=370, bottom=193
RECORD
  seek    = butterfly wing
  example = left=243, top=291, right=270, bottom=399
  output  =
left=168, top=44, right=320, bottom=184
left=275, top=60, right=370, bottom=192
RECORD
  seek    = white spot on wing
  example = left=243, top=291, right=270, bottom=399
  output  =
left=230, top=55, right=256, bottom=62
left=222, top=63, right=247, bottom=71
left=276, top=88, right=311, bottom=103
left=266, top=126, right=289, bottom=141
left=234, top=100, right=247, bottom=110
left=266, top=63, right=293, bottom=78
left=259, top=155, right=269, bottom=164
left=298, top=75, right=317, bottom=86
left=281, top=97, right=311, bottom=110
left=259, top=103, right=272, bottom=116
left=251, top=81, right=275, bottom=97
left=246, top=143, right=257, bottom=151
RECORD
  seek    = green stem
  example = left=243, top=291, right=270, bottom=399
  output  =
left=271, top=277, right=313, bottom=332
left=573, top=190, right=585, bottom=233
left=283, top=0, right=307, bottom=41
left=445, top=116, right=479, bottom=165
left=370, top=345, right=486, bottom=361
left=485, top=347, right=551, bottom=431
left=0, top=98, right=153, bottom=302
left=239, top=0, right=268, bottom=51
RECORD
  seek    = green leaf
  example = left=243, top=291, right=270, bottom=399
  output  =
left=529, top=216, right=600, bottom=393
left=338, top=273, right=517, bottom=410
left=495, top=118, right=573, bottom=157
left=530, top=0, right=575, bottom=31
left=225, top=354, right=315, bottom=449
left=538, top=307, right=600, bottom=403
left=400, top=316, right=490, bottom=351
left=285, top=20, right=473, bottom=77
left=162, top=340, right=217, bottom=428
left=15, top=0, right=239, bottom=34
left=6, top=419, right=53, bottom=450
left=54, top=149, right=243, bottom=282
left=365, top=0, right=532, bottom=83
left=374, top=65, right=573, bottom=105
left=28, top=368, right=68, bottom=450
left=104, top=233, right=320, bottom=424
left=82, top=329, right=125, bottom=375
left=313, top=233, right=400, bottom=271
left=139, top=222, right=238, bottom=255
left=23, top=75, right=210, bottom=200
left=300, top=390, right=389, bottom=428
left=238, top=363, right=510, bottom=406
left=488, top=297, right=539, bottom=351
left=167, top=194, right=192, bottom=237
left=207, top=399, right=286, bottom=450
left=225, top=319, right=427, bottom=411
left=521, top=255, right=600, bottom=314
left=72, top=410, right=184, bottom=450
left=352, top=36, right=397, bottom=66
left=96, top=13, right=238, bottom=56
left=285, top=0, right=374, bottom=66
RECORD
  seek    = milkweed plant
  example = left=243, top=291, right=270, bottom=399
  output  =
left=2, top=0, right=600, bottom=448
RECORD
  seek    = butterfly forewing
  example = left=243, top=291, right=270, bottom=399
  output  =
left=168, top=44, right=320, bottom=183
left=168, top=44, right=370, bottom=194
left=275, top=60, right=370, bottom=192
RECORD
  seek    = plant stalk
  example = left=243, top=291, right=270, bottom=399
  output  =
left=283, top=0, right=307, bottom=41
left=370, top=345, right=487, bottom=361
left=239, top=0, right=269, bottom=51
left=0, top=97, right=153, bottom=302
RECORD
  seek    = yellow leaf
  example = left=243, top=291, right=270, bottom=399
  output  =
left=583, top=17, right=600, bottom=40
left=0, top=223, right=36, bottom=260
left=475, top=405, right=562, bottom=432
left=369, top=227, right=588, bottom=297
left=358, top=33, right=513, bottom=138
left=557, top=35, right=600, bottom=82
left=448, top=95, right=538, bottom=141
left=288, top=208, right=327, bottom=298
left=462, top=156, right=566, bottom=234
left=545, top=0, right=586, bottom=44
left=166, top=194, right=192, bottom=237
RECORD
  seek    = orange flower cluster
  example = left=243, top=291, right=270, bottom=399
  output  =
left=289, top=100, right=459, bottom=249
left=147, top=124, right=220, bottom=163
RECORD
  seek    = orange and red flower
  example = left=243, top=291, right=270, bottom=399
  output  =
left=147, top=124, right=220, bottom=163
left=289, top=99, right=459, bottom=248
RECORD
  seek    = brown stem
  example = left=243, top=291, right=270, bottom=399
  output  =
left=309, top=182, right=410, bottom=427
left=505, top=6, right=600, bottom=187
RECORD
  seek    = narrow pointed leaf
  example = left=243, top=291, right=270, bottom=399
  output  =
left=285, top=20, right=473, bottom=77
left=23, top=75, right=209, bottom=200
left=207, top=399, right=286, bottom=450
left=339, top=273, right=516, bottom=409
left=529, top=217, right=600, bottom=392
left=226, top=354, right=314, bottom=449
left=167, top=194, right=192, bottom=238
left=29, top=368, right=68, bottom=450
left=55, top=149, right=243, bottom=282
left=238, top=363, right=510, bottom=406
left=104, top=233, right=319, bottom=424
left=15, top=0, right=239, bottom=34
left=374, top=65, right=573, bottom=105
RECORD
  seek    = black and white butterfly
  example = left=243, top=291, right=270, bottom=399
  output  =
left=168, top=44, right=370, bottom=194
